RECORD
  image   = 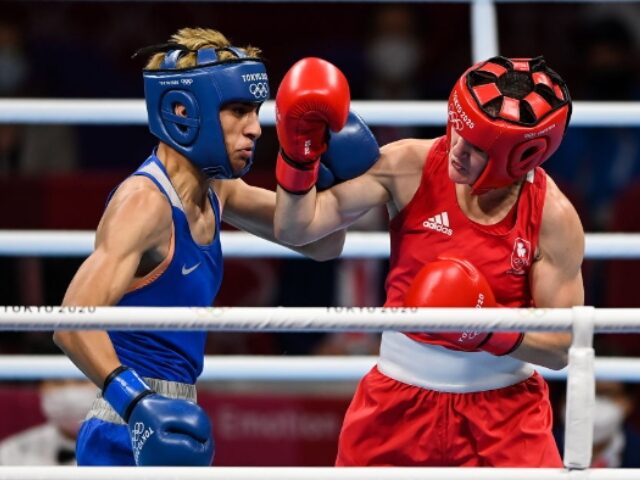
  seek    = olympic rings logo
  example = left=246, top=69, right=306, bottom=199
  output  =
left=249, top=82, right=269, bottom=99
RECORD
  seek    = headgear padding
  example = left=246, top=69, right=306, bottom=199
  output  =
left=447, top=56, right=571, bottom=194
left=144, top=46, right=269, bottom=179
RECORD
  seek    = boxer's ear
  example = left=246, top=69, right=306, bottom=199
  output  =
left=173, top=103, right=187, bottom=117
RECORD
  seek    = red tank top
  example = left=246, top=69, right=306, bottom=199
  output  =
left=384, top=136, right=547, bottom=346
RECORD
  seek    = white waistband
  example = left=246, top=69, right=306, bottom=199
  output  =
left=377, top=331, right=534, bottom=393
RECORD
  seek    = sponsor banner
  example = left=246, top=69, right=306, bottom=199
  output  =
left=201, top=391, right=349, bottom=465
left=0, top=385, right=350, bottom=466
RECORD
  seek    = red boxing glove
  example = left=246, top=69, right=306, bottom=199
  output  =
left=403, top=257, right=524, bottom=356
left=275, top=57, right=350, bottom=194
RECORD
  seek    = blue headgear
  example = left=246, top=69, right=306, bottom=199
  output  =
left=143, top=46, right=269, bottom=179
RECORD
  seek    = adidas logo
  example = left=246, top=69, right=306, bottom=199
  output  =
left=423, top=212, right=453, bottom=236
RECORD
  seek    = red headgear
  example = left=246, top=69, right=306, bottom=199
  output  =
left=447, top=56, right=571, bottom=194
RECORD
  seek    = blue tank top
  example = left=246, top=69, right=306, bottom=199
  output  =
left=109, top=153, right=223, bottom=384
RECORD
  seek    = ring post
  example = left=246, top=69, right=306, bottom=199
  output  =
left=563, top=306, right=595, bottom=469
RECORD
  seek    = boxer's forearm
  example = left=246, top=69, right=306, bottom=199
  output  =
left=274, top=186, right=323, bottom=245
left=53, top=330, right=121, bottom=387
left=510, top=332, right=571, bottom=370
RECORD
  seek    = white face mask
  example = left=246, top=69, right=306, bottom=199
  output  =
left=593, top=395, right=625, bottom=444
left=0, top=48, right=28, bottom=95
left=40, top=384, right=97, bottom=435
left=366, top=35, right=421, bottom=82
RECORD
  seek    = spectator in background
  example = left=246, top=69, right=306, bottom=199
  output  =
left=0, top=19, right=79, bottom=312
left=0, top=380, right=95, bottom=465
left=545, top=15, right=640, bottom=308
left=364, top=5, right=425, bottom=146
left=556, top=381, right=640, bottom=468
left=591, top=382, right=640, bottom=468
left=365, top=5, right=424, bottom=101
left=549, top=17, right=640, bottom=231
left=0, top=20, right=78, bottom=176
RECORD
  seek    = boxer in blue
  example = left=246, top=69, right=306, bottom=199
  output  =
left=52, top=27, right=379, bottom=466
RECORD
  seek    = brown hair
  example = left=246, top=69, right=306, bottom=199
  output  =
left=145, top=27, right=262, bottom=70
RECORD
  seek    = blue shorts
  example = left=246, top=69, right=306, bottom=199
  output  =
left=76, top=418, right=135, bottom=466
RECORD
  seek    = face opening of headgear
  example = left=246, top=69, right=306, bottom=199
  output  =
left=140, top=43, right=270, bottom=179
left=446, top=56, right=572, bottom=194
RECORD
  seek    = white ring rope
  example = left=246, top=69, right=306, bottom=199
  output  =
left=0, top=306, right=637, bottom=332
left=2, top=355, right=640, bottom=383
left=0, top=466, right=638, bottom=480
left=0, top=231, right=638, bottom=259
left=26, top=0, right=640, bottom=3
left=1, top=100, right=639, bottom=126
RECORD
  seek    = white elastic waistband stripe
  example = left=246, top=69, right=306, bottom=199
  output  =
left=377, top=331, right=534, bottom=393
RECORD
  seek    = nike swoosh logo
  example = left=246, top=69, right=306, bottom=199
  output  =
left=181, top=263, right=201, bottom=275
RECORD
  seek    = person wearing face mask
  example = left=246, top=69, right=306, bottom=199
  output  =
left=591, top=393, right=628, bottom=468
left=365, top=6, right=423, bottom=99
left=0, top=38, right=28, bottom=97
left=0, top=19, right=77, bottom=176
left=0, top=380, right=96, bottom=465
left=364, top=5, right=425, bottom=149
left=557, top=381, right=640, bottom=468
left=547, top=16, right=640, bottom=231
left=0, top=19, right=78, bottom=317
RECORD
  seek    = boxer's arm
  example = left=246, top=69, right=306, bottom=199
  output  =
left=53, top=179, right=172, bottom=386
left=274, top=146, right=395, bottom=246
left=215, top=179, right=345, bottom=261
left=510, top=177, right=585, bottom=370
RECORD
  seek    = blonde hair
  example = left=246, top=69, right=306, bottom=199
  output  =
left=145, top=27, right=262, bottom=70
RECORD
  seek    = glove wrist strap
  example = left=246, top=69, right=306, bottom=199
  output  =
left=103, top=367, right=153, bottom=422
left=276, top=150, right=320, bottom=195
left=479, top=332, right=525, bottom=356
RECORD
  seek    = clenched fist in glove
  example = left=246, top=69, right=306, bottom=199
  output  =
left=275, top=57, right=350, bottom=194
left=316, top=111, right=380, bottom=190
left=102, top=366, right=214, bottom=466
left=403, top=256, right=524, bottom=356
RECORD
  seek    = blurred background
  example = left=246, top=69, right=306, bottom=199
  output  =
left=0, top=0, right=638, bottom=468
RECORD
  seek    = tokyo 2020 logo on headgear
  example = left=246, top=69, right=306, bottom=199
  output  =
left=447, top=56, right=571, bottom=194
left=143, top=45, right=270, bottom=179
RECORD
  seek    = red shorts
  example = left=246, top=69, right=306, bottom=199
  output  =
left=336, top=366, right=562, bottom=467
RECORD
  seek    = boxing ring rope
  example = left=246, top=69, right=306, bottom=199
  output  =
left=0, top=230, right=639, bottom=259
left=0, top=306, right=617, bottom=471
left=1, top=99, right=640, bottom=126
left=0, top=306, right=630, bottom=475
left=2, top=354, right=640, bottom=382
left=0, top=305, right=635, bottom=332
left=1, top=466, right=640, bottom=480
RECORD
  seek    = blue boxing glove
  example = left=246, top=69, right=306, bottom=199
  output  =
left=316, top=111, right=380, bottom=190
left=102, top=366, right=214, bottom=466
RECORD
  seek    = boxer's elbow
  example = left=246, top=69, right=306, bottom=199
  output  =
left=307, top=237, right=345, bottom=262
left=274, top=220, right=313, bottom=247
left=274, top=226, right=302, bottom=246
left=52, top=330, right=71, bottom=354
left=293, top=230, right=344, bottom=262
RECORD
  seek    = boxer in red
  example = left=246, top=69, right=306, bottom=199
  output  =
left=273, top=56, right=584, bottom=466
